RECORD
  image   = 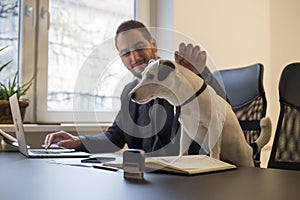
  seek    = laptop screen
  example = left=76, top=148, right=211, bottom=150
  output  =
left=9, top=94, right=30, bottom=156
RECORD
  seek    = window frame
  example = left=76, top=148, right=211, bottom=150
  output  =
left=20, top=0, right=153, bottom=123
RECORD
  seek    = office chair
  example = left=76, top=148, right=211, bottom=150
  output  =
left=214, top=63, right=267, bottom=167
left=268, top=63, right=300, bottom=171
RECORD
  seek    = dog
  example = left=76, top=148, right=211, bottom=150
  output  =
left=129, top=59, right=272, bottom=167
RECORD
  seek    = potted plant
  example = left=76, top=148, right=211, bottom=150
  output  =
left=0, top=45, right=32, bottom=124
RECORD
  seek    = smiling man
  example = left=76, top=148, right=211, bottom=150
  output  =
left=116, top=25, right=158, bottom=79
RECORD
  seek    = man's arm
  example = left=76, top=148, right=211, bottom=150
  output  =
left=199, top=66, right=227, bottom=101
left=79, top=117, right=127, bottom=153
left=79, top=81, right=139, bottom=153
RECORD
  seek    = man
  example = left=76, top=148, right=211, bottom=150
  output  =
left=44, top=20, right=225, bottom=156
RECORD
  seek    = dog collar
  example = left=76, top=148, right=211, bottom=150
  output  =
left=180, top=82, right=207, bottom=107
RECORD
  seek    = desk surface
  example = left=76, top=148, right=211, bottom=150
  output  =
left=1, top=152, right=300, bottom=200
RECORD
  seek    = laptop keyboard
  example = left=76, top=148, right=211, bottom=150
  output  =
left=30, top=149, right=76, bottom=154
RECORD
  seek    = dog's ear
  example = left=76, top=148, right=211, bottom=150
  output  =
left=158, top=60, right=175, bottom=81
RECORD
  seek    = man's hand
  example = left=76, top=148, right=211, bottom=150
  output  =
left=174, top=43, right=207, bottom=74
left=44, top=130, right=82, bottom=150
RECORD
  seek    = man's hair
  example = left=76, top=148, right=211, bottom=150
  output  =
left=115, top=20, right=152, bottom=49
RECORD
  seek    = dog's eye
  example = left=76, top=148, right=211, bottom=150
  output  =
left=148, top=59, right=155, bottom=64
left=146, top=74, right=155, bottom=80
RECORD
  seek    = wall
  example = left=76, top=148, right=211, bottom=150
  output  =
left=174, top=0, right=270, bottom=68
left=171, top=0, right=300, bottom=146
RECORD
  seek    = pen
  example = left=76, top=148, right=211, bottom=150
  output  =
left=93, top=165, right=119, bottom=172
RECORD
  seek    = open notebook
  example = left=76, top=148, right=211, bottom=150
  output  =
left=105, top=155, right=237, bottom=175
left=145, top=155, right=236, bottom=175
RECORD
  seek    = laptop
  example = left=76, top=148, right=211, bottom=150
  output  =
left=9, top=94, right=91, bottom=158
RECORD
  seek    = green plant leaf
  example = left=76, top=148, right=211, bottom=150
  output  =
left=0, top=45, right=33, bottom=101
left=0, top=60, right=13, bottom=73
left=0, top=45, right=9, bottom=52
left=0, top=45, right=10, bottom=72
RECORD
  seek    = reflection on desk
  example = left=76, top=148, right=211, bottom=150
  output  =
left=0, top=152, right=299, bottom=200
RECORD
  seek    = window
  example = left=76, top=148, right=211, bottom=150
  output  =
left=47, top=0, right=134, bottom=111
left=0, top=0, right=19, bottom=84
left=2, top=0, right=156, bottom=124
left=19, top=0, right=136, bottom=123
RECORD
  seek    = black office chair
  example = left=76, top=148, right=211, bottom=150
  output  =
left=268, top=63, right=300, bottom=171
left=214, top=63, right=267, bottom=167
